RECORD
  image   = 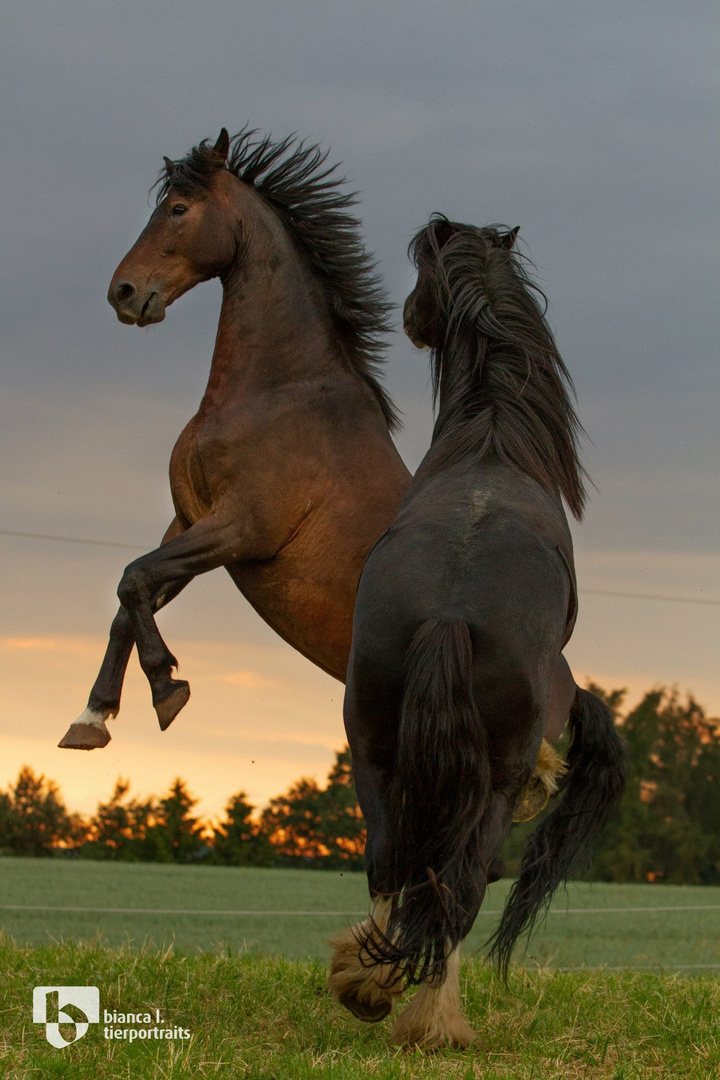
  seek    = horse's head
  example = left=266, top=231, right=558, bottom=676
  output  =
left=403, top=217, right=519, bottom=350
left=108, top=130, right=240, bottom=326
left=403, top=218, right=456, bottom=350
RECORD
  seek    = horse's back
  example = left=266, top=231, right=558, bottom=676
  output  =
left=348, top=461, right=575, bottom=737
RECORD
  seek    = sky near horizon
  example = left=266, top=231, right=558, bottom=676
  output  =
left=1, top=2, right=718, bottom=821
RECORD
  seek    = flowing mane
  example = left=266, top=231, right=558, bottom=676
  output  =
left=157, top=128, right=399, bottom=431
left=410, top=216, right=587, bottom=519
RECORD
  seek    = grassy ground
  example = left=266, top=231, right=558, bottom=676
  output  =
left=1, top=858, right=719, bottom=971
left=1, top=939, right=718, bottom=1079
left=2, top=861, right=718, bottom=1077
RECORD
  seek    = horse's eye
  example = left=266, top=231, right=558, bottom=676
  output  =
left=171, top=204, right=188, bottom=217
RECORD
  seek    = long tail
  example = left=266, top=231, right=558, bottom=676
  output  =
left=364, top=618, right=491, bottom=985
left=488, top=687, right=626, bottom=977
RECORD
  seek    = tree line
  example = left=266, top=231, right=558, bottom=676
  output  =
left=1, top=685, right=718, bottom=884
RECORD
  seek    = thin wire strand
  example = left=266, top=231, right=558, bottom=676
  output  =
left=1, top=529, right=718, bottom=606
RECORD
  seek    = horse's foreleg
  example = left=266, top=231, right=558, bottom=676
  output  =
left=514, top=654, right=577, bottom=821
left=116, top=515, right=241, bottom=731
left=59, top=584, right=191, bottom=749
left=59, top=519, right=190, bottom=750
left=546, top=653, right=577, bottom=743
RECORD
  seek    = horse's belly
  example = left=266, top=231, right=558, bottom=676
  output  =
left=225, top=557, right=356, bottom=683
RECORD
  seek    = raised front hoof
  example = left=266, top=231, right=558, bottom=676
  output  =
left=153, top=682, right=190, bottom=731
left=58, top=721, right=111, bottom=750
left=512, top=777, right=549, bottom=822
left=338, top=989, right=392, bottom=1023
left=513, top=738, right=568, bottom=823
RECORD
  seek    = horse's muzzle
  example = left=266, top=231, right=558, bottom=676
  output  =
left=108, top=280, right=166, bottom=326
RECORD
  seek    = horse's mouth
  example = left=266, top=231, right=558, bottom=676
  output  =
left=136, top=293, right=165, bottom=327
left=403, top=322, right=430, bottom=349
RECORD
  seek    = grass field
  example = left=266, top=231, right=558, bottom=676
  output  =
left=1, top=857, right=719, bottom=971
left=1, top=859, right=719, bottom=1078
left=1, top=941, right=719, bottom=1079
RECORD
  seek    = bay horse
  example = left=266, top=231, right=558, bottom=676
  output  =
left=58, top=128, right=411, bottom=749
left=58, top=129, right=579, bottom=774
left=329, top=217, right=626, bottom=1048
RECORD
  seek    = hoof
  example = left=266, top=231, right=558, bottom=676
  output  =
left=154, top=682, right=190, bottom=731
left=327, top=902, right=403, bottom=1025
left=58, top=714, right=111, bottom=750
left=339, top=990, right=392, bottom=1023
left=513, top=738, right=568, bottom=822
left=512, top=778, right=549, bottom=822
left=390, top=1017, right=477, bottom=1050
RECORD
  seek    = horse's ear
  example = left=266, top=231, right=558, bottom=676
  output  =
left=213, top=128, right=230, bottom=162
left=501, top=226, right=520, bottom=250
left=163, top=156, right=174, bottom=173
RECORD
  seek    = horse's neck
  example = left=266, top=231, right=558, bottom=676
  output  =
left=199, top=224, right=336, bottom=415
left=434, top=332, right=483, bottom=433
left=428, top=324, right=585, bottom=519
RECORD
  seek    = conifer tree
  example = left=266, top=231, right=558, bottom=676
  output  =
left=213, top=791, right=276, bottom=866
left=0, top=766, right=81, bottom=855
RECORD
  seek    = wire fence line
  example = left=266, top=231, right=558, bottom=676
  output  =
left=0, top=529, right=144, bottom=551
left=553, top=963, right=720, bottom=972
left=2, top=529, right=718, bottom=607
left=2, top=903, right=719, bottom=917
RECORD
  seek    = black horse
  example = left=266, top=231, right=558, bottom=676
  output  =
left=328, top=217, right=626, bottom=1048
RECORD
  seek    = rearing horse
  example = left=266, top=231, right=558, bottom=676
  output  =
left=59, top=128, right=411, bottom=748
left=329, top=217, right=626, bottom=1049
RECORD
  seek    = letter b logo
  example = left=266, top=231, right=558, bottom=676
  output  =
left=33, top=986, right=100, bottom=1048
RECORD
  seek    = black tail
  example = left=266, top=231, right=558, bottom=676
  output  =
left=365, top=618, right=491, bottom=985
left=488, top=687, right=626, bottom=977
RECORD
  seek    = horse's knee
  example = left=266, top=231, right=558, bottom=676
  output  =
left=117, top=561, right=148, bottom=608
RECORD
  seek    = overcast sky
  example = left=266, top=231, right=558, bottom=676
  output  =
left=1, top=2, right=718, bottom=817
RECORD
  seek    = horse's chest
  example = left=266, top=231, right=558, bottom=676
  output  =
left=168, top=419, right=214, bottom=523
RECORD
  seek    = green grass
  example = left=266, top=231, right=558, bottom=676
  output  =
left=1, top=860, right=718, bottom=1077
left=1, top=940, right=718, bottom=1079
left=1, top=857, right=719, bottom=971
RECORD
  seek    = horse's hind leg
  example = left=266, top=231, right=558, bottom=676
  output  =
left=327, top=736, right=405, bottom=1021
left=327, top=897, right=404, bottom=1022
left=389, top=946, right=476, bottom=1049
left=59, top=518, right=191, bottom=750
left=390, top=787, right=516, bottom=1050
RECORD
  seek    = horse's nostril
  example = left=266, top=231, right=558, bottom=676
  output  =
left=116, top=282, right=135, bottom=305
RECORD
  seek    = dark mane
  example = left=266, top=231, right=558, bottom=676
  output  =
left=410, top=216, right=587, bottom=519
left=156, top=129, right=399, bottom=432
